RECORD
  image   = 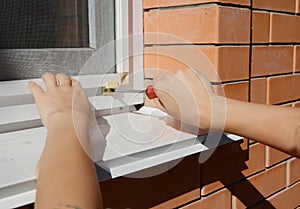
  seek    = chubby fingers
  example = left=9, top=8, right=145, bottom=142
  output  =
left=152, top=74, right=182, bottom=108
left=178, top=68, right=214, bottom=93
left=42, top=72, right=78, bottom=88
left=28, top=81, right=44, bottom=102
left=56, top=73, right=71, bottom=87
left=152, top=73, right=183, bottom=99
left=70, top=78, right=82, bottom=87
left=150, top=98, right=167, bottom=112
left=42, top=73, right=57, bottom=90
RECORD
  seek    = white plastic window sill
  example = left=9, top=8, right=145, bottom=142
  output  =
left=0, top=106, right=242, bottom=209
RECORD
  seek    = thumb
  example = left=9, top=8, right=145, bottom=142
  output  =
left=146, top=96, right=167, bottom=113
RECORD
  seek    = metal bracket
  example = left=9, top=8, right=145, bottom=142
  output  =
left=102, top=81, right=119, bottom=96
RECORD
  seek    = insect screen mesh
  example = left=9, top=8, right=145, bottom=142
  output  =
left=0, top=0, right=116, bottom=81
left=0, top=0, right=89, bottom=48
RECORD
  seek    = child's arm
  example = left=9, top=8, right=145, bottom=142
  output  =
left=224, top=98, right=300, bottom=157
left=28, top=73, right=103, bottom=209
left=152, top=69, right=300, bottom=158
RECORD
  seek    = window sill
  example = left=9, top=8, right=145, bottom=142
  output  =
left=0, top=107, right=242, bottom=208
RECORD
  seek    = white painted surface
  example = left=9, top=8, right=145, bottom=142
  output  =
left=115, top=0, right=144, bottom=89
left=0, top=73, right=145, bottom=107
left=0, top=107, right=242, bottom=208
left=115, top=0, right=129, bottom=74
left=0, top=190, right=36, bottom=209
left=0, top=128, right=44, bottom=209
left=0, top=91, right=144, bottom=133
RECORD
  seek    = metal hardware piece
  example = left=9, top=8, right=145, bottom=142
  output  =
left=120, top=72, right=129, bottom=84
left=102, top=81, right=119, bottom=95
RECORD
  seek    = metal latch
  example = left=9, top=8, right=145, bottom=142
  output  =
left=101, top=73, right=129, bottom=96
left=102, top=81, right=119, bottom=95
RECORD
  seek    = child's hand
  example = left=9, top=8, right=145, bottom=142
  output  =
left=152, top=69, right=221, bottom=130
left=28, top=73, right=91, bottom=129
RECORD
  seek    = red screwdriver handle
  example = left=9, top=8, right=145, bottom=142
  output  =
left=146, top=85, right=158, bottom=99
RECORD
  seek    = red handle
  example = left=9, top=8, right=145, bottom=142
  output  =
left=146, top=85, right=157, bottom=99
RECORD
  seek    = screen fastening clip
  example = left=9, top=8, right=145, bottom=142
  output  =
left=102, top=81, right=119, bottom=95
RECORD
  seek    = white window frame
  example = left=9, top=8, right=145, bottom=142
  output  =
left=0, top=0, right=144, bottom=133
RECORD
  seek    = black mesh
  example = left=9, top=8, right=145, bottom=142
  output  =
left=0, top=0, right=89, bottom=48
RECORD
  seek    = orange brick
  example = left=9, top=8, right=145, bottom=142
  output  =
left=287, top=158, right=300, bottom=186
left=201, top=142, right=264, bottom=195
left=270, top=13, right=300, bottom=43
left=251, top=46, right=294, bottom=77
left=252, top=11, right=270, bottom=43
left=144, top=46, right=249, bottom=82
left=200, top=141, right=248, bottom=195
left=242, top=143, right=265, bottom=177
left=267, top=74, right=300, bottom=104
left=240, top=138, right=249, bottom=150
left=218, top=82, right=249, bottom=102
left=216, top=47, right=250, bottom=81
left=150, top=189, right=200, bottom=209
left=183, top=188, right=231, bottom=209
left=143, top=0, right=250, bottom=9
left=250, top=78, right=267, bottom=104
left=101, top=155, right=201, bottom=208
left=144, top=6, right=250, bottom=44
left=266, top=146, right=291, bottom=167
left=233, top=163, right=287, bottom=209
left=294, top=46, right=300, bottom=73
left=254, top=182, right=300, bottom=209
left=252, top=0, right=295, bottom=13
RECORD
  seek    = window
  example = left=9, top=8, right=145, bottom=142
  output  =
left=0, top=0, right=144, bottom=133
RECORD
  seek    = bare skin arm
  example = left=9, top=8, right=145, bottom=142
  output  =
left=224, top=99, right=300, bottom=157
left=28, top=73, right=103, bottom=209
left=151, top=69, right=300, bottom=158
